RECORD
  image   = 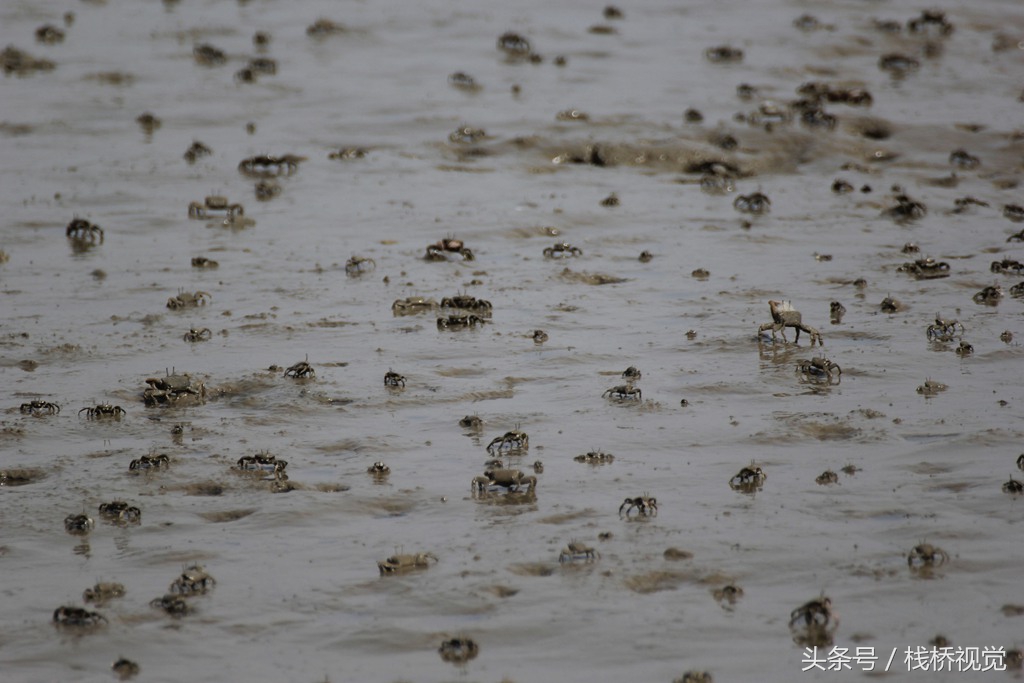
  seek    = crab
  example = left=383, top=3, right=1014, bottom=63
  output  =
left=732, top=192, right=771, bottom=214
left=973, top=284, right=1003, bottom=306
left=448, top=126, right=488, bottom=144
left=129, top=454, right=170, bottom=471
left=619, top=495, right=657, bottom=516
left=917, top=379, right=948, bottom=396
left=758, top=300, right=823, bottom=346
left=1017, top=454, right=1024, bottom=471
left=459, top=415, right=483, bottom=429
left=144, top=369, right=206, bottom=405
left=532, top=460, right=544, bottom=473
left=98, top=501, right=141, bottom=525
left=193, top=42, right=225, bottom=65
left=65, top=217, right=104, bottom=243
left=328, top=147, right=369, bottom=161
left=384, top=370, right=406, bottom=387
left=437, top=314, right=486, bottom=329
left=1003, top=331, right=1015, bottom=344
left=183, top=327, right=212, bottom=343
left=64, top=513, right=94, bottom=535
left=621, top=366, right=642, bottom=381
left=797, top=356, right=842, bottom=384
left=574, top=450, right=615, bottom=464
left=20, top=400, right=60, bottom=415
left=880, top=296, right=902, bottom=313
left=704, top=45, right=743, bottom=63
left=440, top=293, right=492, bottom=313
left=674, top=672, right=714, bottom=683
left=603, top=384, right=642, bottom=400
left=447, top=71, right=480, bottom=91
left=111, top=658, right=140, bottom=680
left=907, top=543, right=949, bottom=567
left=188, top=196, right=244, bottom=219
left=829, top=301, right=846, bottom=324
left=559, top=540, right=598, bottom=563
left=1005, top=204, right=1024, bottom=222
left=183, top=140, right=212, bottom=164
left=237, top=154, right=305, bottom=177
left=190, top=256, right=218, bottom=268
left=284, top=358, right=315, bottom=378
left=1003, top=477, right=1023, bottom=494
left=83, top=582, right=126, bottom=605
left=425, top=236, right=474, bottom=261
left=486, top=428, right=529, bottom=453
left=883, top=193, right=927, bottom=221
left=169, top=564, right=216, bottom=595
left=236, top=452, right=287, bottom=476
left=898, top=257, right=950, bottom=280
left=729, top=465, right=766, bottom=492
left=926, top=314, right=964, bottom=342
left=345, top=255, right=376, bottom=275
left=392, top=297, right=438, bottom=315
left=955, top=341, right=974, bottom=356
left=789, top=596, right=837, bottom=630
left=815, top=470, right=839, bottom=485
left=79, top=403, right=126, bottom=419
left=438, top=636, right=479, bottom=664
left=150, top=594, right=190, bottom=617
left=991, top=258, right=1024, bottom=274
left=532, top=329, right=549, bottom=343
left=377, top=552, right=437, bottom=575
left=367, top=461, right=390, bottom=477
left=543, top=242, right=583, bottom=258
left=497, top=31, right=531, bottom=56
left=53, top=605, right=107, bottom=628
left=472, top=468, right=537, bottom=492
left=713, top=584, right=744, bottom=606
left=166, top=290, right=211, bottom=310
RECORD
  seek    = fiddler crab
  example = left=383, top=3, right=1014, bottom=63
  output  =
left=916, top=379, right=947, bottom=396
left=926, top=314, right=964, bottom=342
left=907, top=543, right=949, bottom=568
left=448, top=71, right=480, bottom=92
left=345, top=256, right=376, bottom=275
left=991, top=258, right=1024, bottom=274
left=829, top=301, right=846, bottom=324
left=188, top=196, right=243, bottom=219
left=20, top=400, right=60, bottom=415
left=486, top=427, right=529, bottom=453
left=621, top=366, right=642, bottom=381
left=440, top=293, right=492, bottom=314
left=191, top=256, right=218, bottom=268
left=167, top=290, right=211, bottom=310
left=954, top=341, right=973, bottom=356
left=1003, top=477, right=1023, bottom=495
left=392, top=297, right=438, bottom=315
left=169, top=564, right=216, bottom=595
left=879, top=295, right=901, bottom=313
left=532, top=329, right=549, bottom=343
left=733, top=192, right=771, bottom=214
left=328, top=147, right=369, bottom=161
left=237, top=452, right=287, bottom=476
left=789, top=595, right=838, bottom=644
left=559, top=540, right=598, bottom=563
left=449, top=125, right=487, bottom=144
left=472, top=468, right=537, bottom=492
left=759, top=300, right=823, bottom=346
left=705, top=45, right=743, bottom=63
left=815, top=470, right=839, bottom=486
left=575, top=450, right=614, bottom=464
left=619, top=495, right=657, bottom=517
left=384, top=370, right=406, bottom=387
left=129, top=454, right=170, bottom=471
left=883, top=192, right=927, bottom=222
left=79, top=403, right=126, bottom=419
left=112, top=658, right=140, bottom=680
left=729, top=465, right=766, bottom=493
left=437, top=314, right=486, bottom=330
left=797, top=356, right=842, bottom=384
left=603, top=385, right=642, bottom=400
left=497, top=31, right=531, bottom=57
left=150, top=594, right=190, bottom=617
left=183, top=327, right=212, bottom=342
left=284, top=358, right=315, bottom=378
left=973, top=284, right=1003, bottom=306
left=898, top=257, right=950, bottom=280
left=367, top=461, right=390, bottom=477
left=459, top=415, right=483, bottom=429
left=425, top=235, right=474, bottom=261
left=144, top=369, right=206, bottom=405
left=377, top=552, right=437, bottom=575
left=543, top=242, right=583, bottom=258
left=183, top=140, right=212, bottom=164
left=64, top=513, right=94, bottom=535
left=53, top=605, right=107, bottom=629
left=98, top=501, right=141, bottom=525
left=713, top=584, right=744, bottom=607
left=438, top=636, right=479, bottom=664
left=66, top=217, right=104, bottom=243
left=674, top=672, right=714, bottom=683
left=83, top=582, right=125, bottom=605
left=237, top=154, right=305, bottom=177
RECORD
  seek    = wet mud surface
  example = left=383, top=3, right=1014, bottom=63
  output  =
left=2, top=0, right=1024, bottom=681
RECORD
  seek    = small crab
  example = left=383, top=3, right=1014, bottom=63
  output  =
left=898, top=257, right=950, bottom=280
left=437, top=314, right=486, bottom=329
left=712, top=584, right=744, bottom=606
left=543, top=242, right=583, bottom=258
left=559, top=540, right=598, bottom=563
left=144, top=369, right=206, bottom=405
left=674, top=672, right=714, bottom=683
left=815, top=470, right=839, bottom=485
left=367, top=461, right=390, bottom=477
left=917, top=379, right=948, bottom=396
left=236, top=452, right=287, bottom=475
left=20, top=400, right=60, bottom=415
left=438, top=636, right=479, bottom=664
left=789, top=596, right=837, bottom=630
left=829, top=301, right=846, bottom=324
left=150, top=594, right=190, bottom=617
left=384, top=370, right=406, bottom=387
left=440, top=293, right=492, bottom=313
left=926, top=314, right=964, bottom=342
left=167, top=290, right=211, bottom=310
left=758, top=300, right=823, bottom=346
left=169, top=564, right=216, bottom=595
left=98, top=501, right=141, bottom=525
left=973, top=284, right=1003, bottom=306
left=883, top=192, right=927, bottom=221
left=1003, top=477, right=1023, bottom=494
left=111, top=658, right=140, bottom=680
left=880, top=295, right=902, bottom=313
left=907, top=543, right=949, bottom=567
left=66, top=217, right=104, bottom=243
left=345, top=255, right=376, bottom=275
left=841, top=464, right=860, bottom=476
left=621, top=366, right=642, bottom=381
left=532, top=329, right=549, bottom=343
left=619, top=495, right=657, bottom=516
left=603, top=384, right=642, bottom=400
left=284, top=358, right=315, bottom=378
left=705, top=45, right=744, bottom=63
left=53, top=605, right=107, bottom=628
left=79, top=403, right=126, bottom=419
left=237, top=154, right=305, bottom=177
left=425, top=236, right=474, bottom=261
left=129, top=454, right=170, bottom=471
left=797, top=356, right=842, bottom=384
left=83, top=582, right=126, bottom=605
left=188, top=196, right=243, bottom=219
left=954, top=340, right=974, bottom=356
left=991, top=258, right=1024, bottom=274
left=459, top=415, right=483, bottom=429
left=190, top=256, right=218, bottom=268
left=472, top=468, right=537, bottom=492
left=486, top=427, right=529, bottom=453
left=377, top=552, right=437, bottom=575
left=64, top=513, right=94, bottom=535
left=574, top=450, right=614, bottom=464
left=183, top=140, right=212, bottom=164
left=183, top=327, right=212, bottom=342
left=730, top=465, right=766, bottom=492
left=392, top=297, right=438, bottom=315
left=733, top=192, right=771, bottom=214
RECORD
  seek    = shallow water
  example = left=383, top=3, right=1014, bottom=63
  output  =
left=3, top=0, right=1024, bottom=681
